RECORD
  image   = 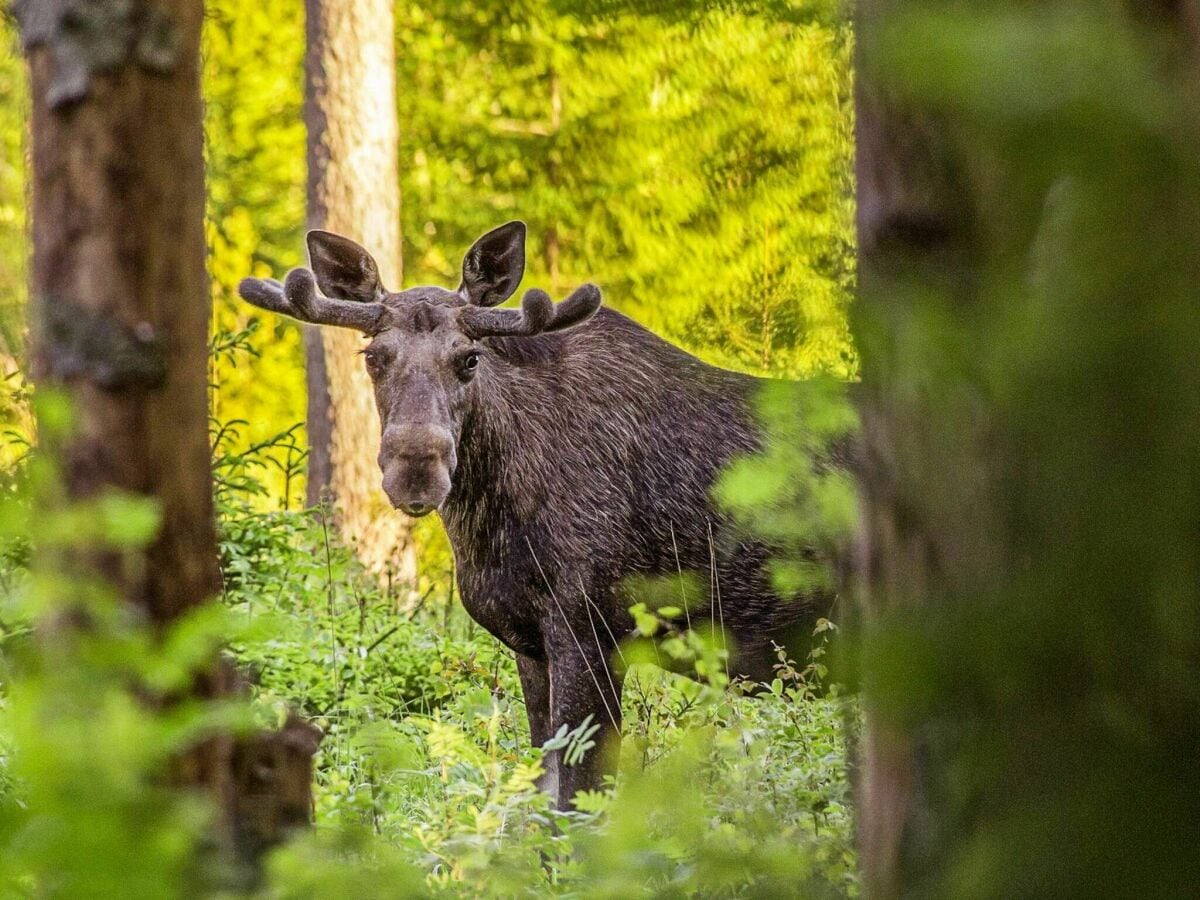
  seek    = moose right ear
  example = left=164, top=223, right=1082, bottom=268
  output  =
left=306, top=230, right=387, bottom=303
left=459, top=221, right=526, bottom=307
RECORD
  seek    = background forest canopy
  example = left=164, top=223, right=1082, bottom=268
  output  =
left=216, top=0, right=854, bottom=507
left=0, top=0, right=856, bottom=495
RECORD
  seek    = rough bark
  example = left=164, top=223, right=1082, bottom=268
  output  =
left=304, top=0, right=415, bottom=578
left=20, top=0, right=316, bottom=870
left=25, top=0, right=218, bottom=626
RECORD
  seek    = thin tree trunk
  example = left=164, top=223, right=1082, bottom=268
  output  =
left=305, top=0, right=414, bottom=579
left=19, top=0, right=316, bottom=869
left=303, top=324, right=332, bottom=506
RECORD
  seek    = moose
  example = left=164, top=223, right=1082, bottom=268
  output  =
left=238, top=222, right=830, bottom=809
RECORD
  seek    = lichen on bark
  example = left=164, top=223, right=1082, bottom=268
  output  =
left=13, top=0, right=180, bottom=107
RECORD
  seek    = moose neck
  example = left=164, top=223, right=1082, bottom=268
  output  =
left=438, top=332, right=569, bottom=562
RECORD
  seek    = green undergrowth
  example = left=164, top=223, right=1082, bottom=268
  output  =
left=221, top=475, right=860, bottom=896
left=0, top=397, right=859, bottom=896
left=209, top=381, right=861, bottom=895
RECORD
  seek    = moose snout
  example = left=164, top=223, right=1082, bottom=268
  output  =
left=379, top=425, right=456, bottom=517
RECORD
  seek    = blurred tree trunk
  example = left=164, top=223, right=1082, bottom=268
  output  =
left=853, top=2, right=1200, bottom=897
left=24, top=0, right=218, bottom=626
left=19, top=0, right=315, bottom=870
left=304, top=0, right=415, bottom=580
left=852, top=5, right=972, bottom=892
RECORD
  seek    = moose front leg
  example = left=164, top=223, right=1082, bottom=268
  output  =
left=545, top=621, right=624, bottom=810
left=516, top=654, right=558, bottom=800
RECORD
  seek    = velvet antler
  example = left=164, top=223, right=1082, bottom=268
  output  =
left=237, top=268, right=389, bottom=334
left=459, top=285, right=601, bottom=340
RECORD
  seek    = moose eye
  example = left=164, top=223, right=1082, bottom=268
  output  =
left=458, top=351, right=481, bottom=378
left=363, top=349, right=385, bottom=373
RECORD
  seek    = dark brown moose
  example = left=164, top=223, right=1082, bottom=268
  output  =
left=238, top=222, right=825, bottom=808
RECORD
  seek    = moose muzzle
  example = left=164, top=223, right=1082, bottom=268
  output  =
left=379, top=425, right=456, bottom=517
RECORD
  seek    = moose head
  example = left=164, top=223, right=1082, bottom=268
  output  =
left=238, top=222, right=601, bottom=517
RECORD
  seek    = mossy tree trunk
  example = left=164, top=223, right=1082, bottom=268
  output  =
left=304, top=0, right=415, bottom=580
left=19, top=0, right=316, bottom=869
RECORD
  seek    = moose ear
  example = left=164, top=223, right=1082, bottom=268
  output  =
left=306, top=230, right=387, bottom=303
left=459, top=221, right=526, bottom=307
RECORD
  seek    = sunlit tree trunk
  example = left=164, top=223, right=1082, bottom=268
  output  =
left=19, top=0, right=315, bottom=867
left=305, top=0, right=415, bottom=579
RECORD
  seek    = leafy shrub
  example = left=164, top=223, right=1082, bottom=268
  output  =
left=0, top=356, right=859, bottom=897
left=214, top=432, right=859, bottom=896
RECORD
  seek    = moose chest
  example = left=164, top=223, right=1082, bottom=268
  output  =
left=452, top=554, right=549, bottom=660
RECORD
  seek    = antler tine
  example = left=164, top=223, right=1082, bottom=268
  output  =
left=237, top=277, right=291, bottom=314
left=460, top=284, right=602, bottom=340
left=237, top=268, right=389, bottom=334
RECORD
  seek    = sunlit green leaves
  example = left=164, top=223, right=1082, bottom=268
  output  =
left=718, top=377, right=858, bottom=595
left=396, top=1, right=855, bottom=380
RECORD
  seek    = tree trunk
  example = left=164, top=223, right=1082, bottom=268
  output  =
left=853, top=2, right=1200, bottom=897
left=303, top=323, right=332, bottom=507
left=852, top=7, right=975, bottom=894
left=24, top=0, right=218, bottom=626
left=19, top=0, right=316, bottom=870
left=304, top=0, right=415, bottom=579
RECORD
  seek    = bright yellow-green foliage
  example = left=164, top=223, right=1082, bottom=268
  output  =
left=395, top=3, right=855, bottom=378
left=0, top=4, right=853, bottom=496
left=0, top=27, right=29, bottom=471
left=0, top=29, right=23, bottom=353
left=195, top=1, right=854, bottom=505
left=203, top=1, right=308, bottom=505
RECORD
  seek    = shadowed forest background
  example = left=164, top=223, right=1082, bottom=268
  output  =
left=1, top=0, right=1198, bottom=897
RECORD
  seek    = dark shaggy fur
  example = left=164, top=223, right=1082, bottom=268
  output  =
left=239, top=222, right=824, bottom=808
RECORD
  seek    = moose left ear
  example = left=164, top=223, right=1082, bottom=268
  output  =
left=306, top=230, right=387, bottom=303
left=459, top=221, right=526, bottom=307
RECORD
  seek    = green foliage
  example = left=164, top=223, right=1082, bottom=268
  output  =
left=719, top=378, right=858, bottom=597
left=856, top=5, right=1200, bottom=895
left=0, top=398, right=253, bottom=897
left=214, top=419, right=859, bottom=896
left=203, top=0, right=307, bottom=503
left=0, top=397, right=859, bottom=896
left=0, top=25, right=23, bottom=362
left=0, top=25, right=29, bottom=474
left=397, top=2, right=855, bottom=379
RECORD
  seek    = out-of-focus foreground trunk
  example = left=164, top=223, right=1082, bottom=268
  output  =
left=853, top=1, right=1200, bottom=896
left=18, top=0, right=317, bottom=870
